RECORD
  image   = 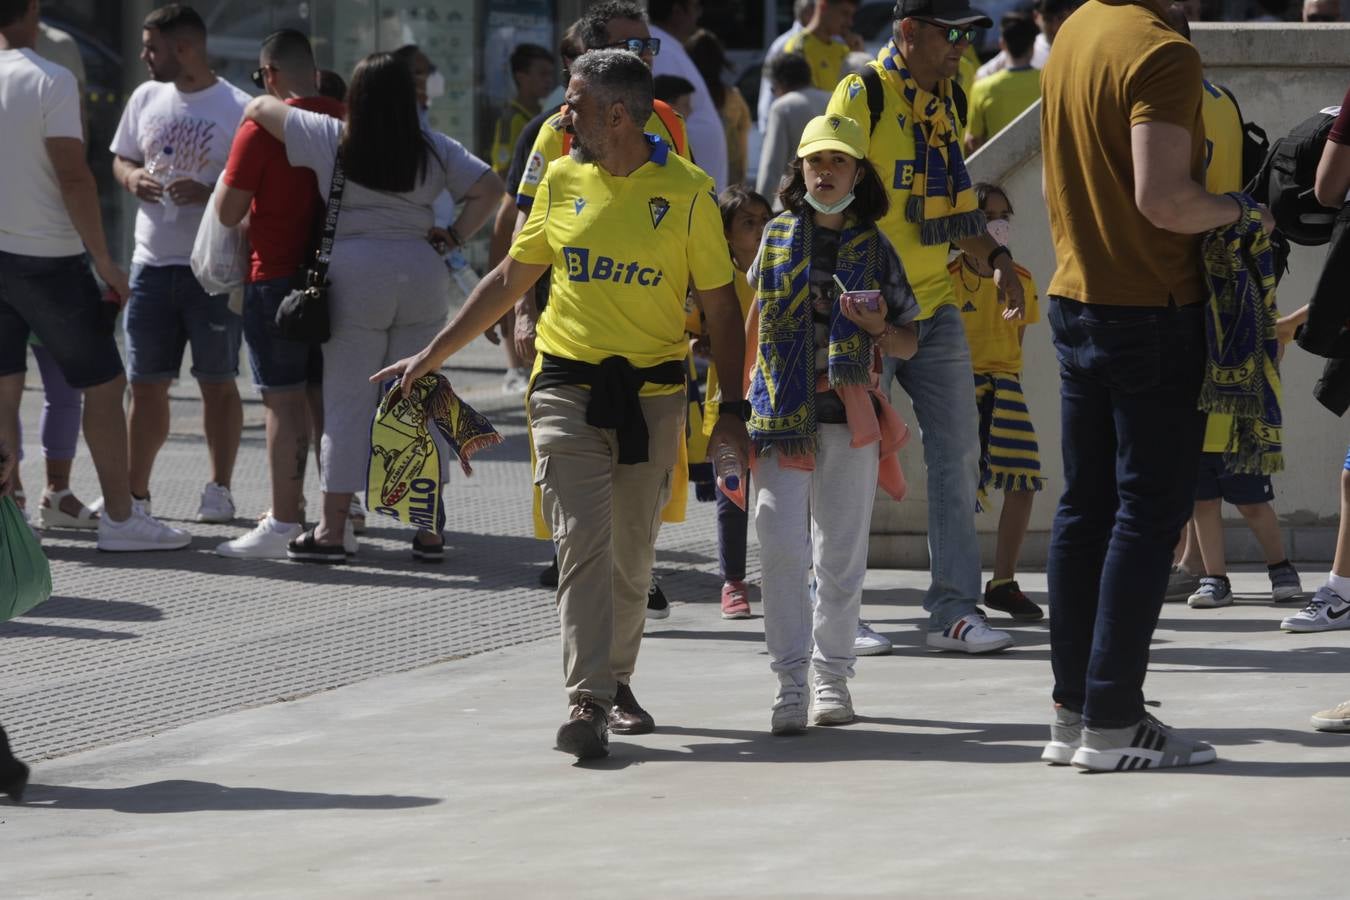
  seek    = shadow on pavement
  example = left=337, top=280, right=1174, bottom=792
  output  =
left=22, top=596, right=164, bottom=622
left=14, top=780, right=442, bottom=813
left=0, top=622, right=138, bottom=641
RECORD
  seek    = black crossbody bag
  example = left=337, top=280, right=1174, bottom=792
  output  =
left=275, top=158, right=346, bottom=343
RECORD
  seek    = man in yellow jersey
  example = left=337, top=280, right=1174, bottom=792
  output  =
left=783, top=0, right=859, bottom=92
left=965, top=11, right=1041, bottom=153
left=1165, top=7, right=1302, bottom=610
left=828, top=0, right=1027, bottom=655
left=489, top=43, right=556, bottom=177
left=376, top=49, right=747, bottom=762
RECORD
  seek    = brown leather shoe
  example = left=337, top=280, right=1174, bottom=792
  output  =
left=609, top=682, right=656, bottom=735
left=555, top=696, right=609, bottom=760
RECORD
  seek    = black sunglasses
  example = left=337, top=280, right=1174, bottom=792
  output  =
left=250, top=64, right=276, bottom=89
left=603, top=37, right=661, bottom=56
left=917, top=19, right=978, bottom=46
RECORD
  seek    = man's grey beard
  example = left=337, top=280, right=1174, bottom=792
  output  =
left=569, top=131, right=603, bottom=163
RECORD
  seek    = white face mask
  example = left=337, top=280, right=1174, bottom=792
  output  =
left=805, top=190, right=855, bottom=215
left=986, top=217, right=1012, bottom=247
left=425, top=70, right=446, bottom=100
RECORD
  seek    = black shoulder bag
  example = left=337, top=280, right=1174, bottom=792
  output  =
left=275, top=159, right=346, bottom=343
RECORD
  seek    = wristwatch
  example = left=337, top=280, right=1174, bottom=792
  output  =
left=722, top=399, right=752, bottom=422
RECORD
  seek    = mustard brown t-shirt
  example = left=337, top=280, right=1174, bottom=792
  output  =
left=1040, top=0, right=1206, bottom=307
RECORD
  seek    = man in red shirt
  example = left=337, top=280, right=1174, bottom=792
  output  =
left=213, top=29, right=343, bottom=558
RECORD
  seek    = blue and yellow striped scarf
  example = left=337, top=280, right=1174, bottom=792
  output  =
left=748, top=211, right=883, bottom=458
left=1200, top=193, right=1283, bottom=475
left=878, top=41, right=985, bottom=246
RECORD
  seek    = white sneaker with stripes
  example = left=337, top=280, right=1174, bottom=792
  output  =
left=1071, top=715, right=1217, bottom=771
left=925, top=613, right=1014, bottom=654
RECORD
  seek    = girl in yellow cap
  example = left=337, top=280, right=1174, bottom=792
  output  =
left=745, top=114, right=919, bottom=735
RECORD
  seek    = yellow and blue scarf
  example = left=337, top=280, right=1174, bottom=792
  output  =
left=878, top=41, right=985, bottom=246
left=1200, top=193, right=1283, bottom=475
left=367, top=374, right=503, bottom=531
left=748, top=211, right=882, bottom=457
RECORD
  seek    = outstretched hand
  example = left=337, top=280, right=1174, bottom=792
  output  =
left=370, top=349, right=439, bottom=402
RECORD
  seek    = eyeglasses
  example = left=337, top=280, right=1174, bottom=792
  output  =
left=917, top=19, right=978, bottom=46
left=250, top=64, right=276, bottom=89
left=603, top=37, right=661, bottom=56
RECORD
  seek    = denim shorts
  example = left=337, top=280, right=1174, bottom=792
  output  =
left=1195, top=451, right=1274, bottom=506
left=124, top=263, right=242, bottom=384
left=0, top=249, right=124, bottom=389
left=242, top=276, right=323, bottom=391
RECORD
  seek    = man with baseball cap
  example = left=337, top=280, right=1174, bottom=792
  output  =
left=827, top=1, right=1035, bottom=655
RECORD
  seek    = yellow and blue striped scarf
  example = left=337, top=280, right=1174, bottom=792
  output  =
left=748, top=211, right=882, bottom=457
left=1200, top=193, right=1283, bottom=475
left=878, top=41, right=985, bottom=246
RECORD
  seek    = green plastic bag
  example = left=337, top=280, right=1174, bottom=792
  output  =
left=0, top=495, right=51, bottom=622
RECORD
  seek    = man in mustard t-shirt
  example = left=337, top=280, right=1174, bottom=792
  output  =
left=782, top=0, right=859, bottom=92
left=377, top=50, right=748, bottom=763
left=828, top=0, right=1028, bottom=656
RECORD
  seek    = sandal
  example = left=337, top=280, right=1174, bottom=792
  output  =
left=39, top=489, right=100, bottom=530
left=412, top=532, right=444, bottom=563
left=286, top=528, right=347, bottom=564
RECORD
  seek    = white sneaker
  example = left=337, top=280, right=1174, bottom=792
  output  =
left=348, top=495, right=367, bottom=535
left=501, top=367, right=530, bottom=394
left=97, top=507, right=190, bottom=551
left=809, top=670, right=854, bottom=726
left=344, top=519, right=358, bottom=557
left=1280, top=586, right=1350, bottom=633
left=1071, top=714, right=1217, bottom=771
left=926, top=613, right=1014, bottom=653
left=854, top=620, right=893, bottom=656
left=197, top=482, right=235, bottom=523
left=770, top=686, right=808, bottom=736
left=215, top=516, right=302, bottom=559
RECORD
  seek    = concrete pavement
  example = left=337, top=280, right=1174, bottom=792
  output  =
left=3, top=337, right=1350, bottom=897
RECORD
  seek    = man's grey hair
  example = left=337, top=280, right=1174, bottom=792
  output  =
left=571, top=49, right=654, bottom=128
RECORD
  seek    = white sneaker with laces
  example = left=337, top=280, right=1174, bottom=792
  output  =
left=348, top=495, right=367, bottom=535
left=215, top=516, right=302, bottom=559
left=1071, top=714, right=1216, bottom=771
left=97, top=507, right=190, bottom=551
left=854, top=620, right=893, bottom=656
left=1280, top=586, right=1350, bottom=633
left=197, top=483, right=235, bottom=523
left=926, top=613, right=1014, bottom=653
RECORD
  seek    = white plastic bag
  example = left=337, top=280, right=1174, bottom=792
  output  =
left=190, top=177, right=249, bottom=295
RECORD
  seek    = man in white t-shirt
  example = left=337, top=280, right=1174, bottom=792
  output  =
left=648, top=0, right=728, bottom=189
left=110, top=3, right=249, bottom=524
left=0, top=0, right=189, bottom=552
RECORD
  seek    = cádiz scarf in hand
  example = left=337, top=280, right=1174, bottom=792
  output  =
left=748, top=211, right=882, bottom=458
left=878, top=41, right=985, bottom=246
left=367, top=373, right=503, bottom=530
left=1199, top=192, right=1283, bottom=475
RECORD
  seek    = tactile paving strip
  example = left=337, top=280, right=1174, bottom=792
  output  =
left=1, top=341, right=756, bottom=760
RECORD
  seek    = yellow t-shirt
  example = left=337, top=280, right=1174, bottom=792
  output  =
left=490, top=99, right=533, bottom=177
left=957, top=45, right=978, bottom=141
left=783, top=30, right=849, bottom=93
left=1201, top=79, right=1243, bottom=195
left=828, top=64, right=958, bottom=319
left=516, top=104, right=689, bottom=210
left=508, top=136, right=734, bottom=396
left=968, top=67, right=1041, bottom=144
left=950, top=259, right=1040, bottom=374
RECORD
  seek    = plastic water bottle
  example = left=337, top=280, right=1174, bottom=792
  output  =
left=714, top=441, right=746, bottom=511
left=445, top=247, right=478, bottom=297
left=147, top=145, right=179, bottom=222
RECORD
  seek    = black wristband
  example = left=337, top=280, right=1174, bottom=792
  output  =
left=987, top=245, right=1011, bottom=269
left=722, top=399, right=751, bottom=422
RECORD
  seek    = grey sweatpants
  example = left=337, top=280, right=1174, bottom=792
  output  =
left=321, top=238, right=451, bottom=493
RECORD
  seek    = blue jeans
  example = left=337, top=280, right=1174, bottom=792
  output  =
left=1046, top=297, right=1206, bottom=729
left=124, top=264, right=241, bottom=384
left=242, top=277, right=323, bottom=391
left=881, top=303, right=983, bottom=629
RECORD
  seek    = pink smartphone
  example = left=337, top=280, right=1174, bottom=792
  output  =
left=842, top=289, right=881, bottom=312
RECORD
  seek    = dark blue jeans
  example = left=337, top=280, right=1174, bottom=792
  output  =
left=1047, top=297, right=1206, bottom=729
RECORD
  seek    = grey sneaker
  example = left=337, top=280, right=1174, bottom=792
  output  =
left=1042, top=706, right=1082, bottom=765
left=1188, top=576, right=1233, bottom=609
left=853, top=620, right=892, bottom=656
left=809, top=670, right=854, bottom=726
left=1269, top=562, right=1303, bottom=602
left=771, top=687, right=808, bottom=736
left=1071, top=714, right=1217, bottom=771
left=1165, top=565, right=1200, bottom=601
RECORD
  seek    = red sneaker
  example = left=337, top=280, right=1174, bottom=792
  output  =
left=721, top=580, right=751, bottom=619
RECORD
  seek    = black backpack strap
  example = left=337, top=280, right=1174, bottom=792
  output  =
left=861, top=66, right=884, bottom=136
left=952, top=79, right=968, bottom=130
